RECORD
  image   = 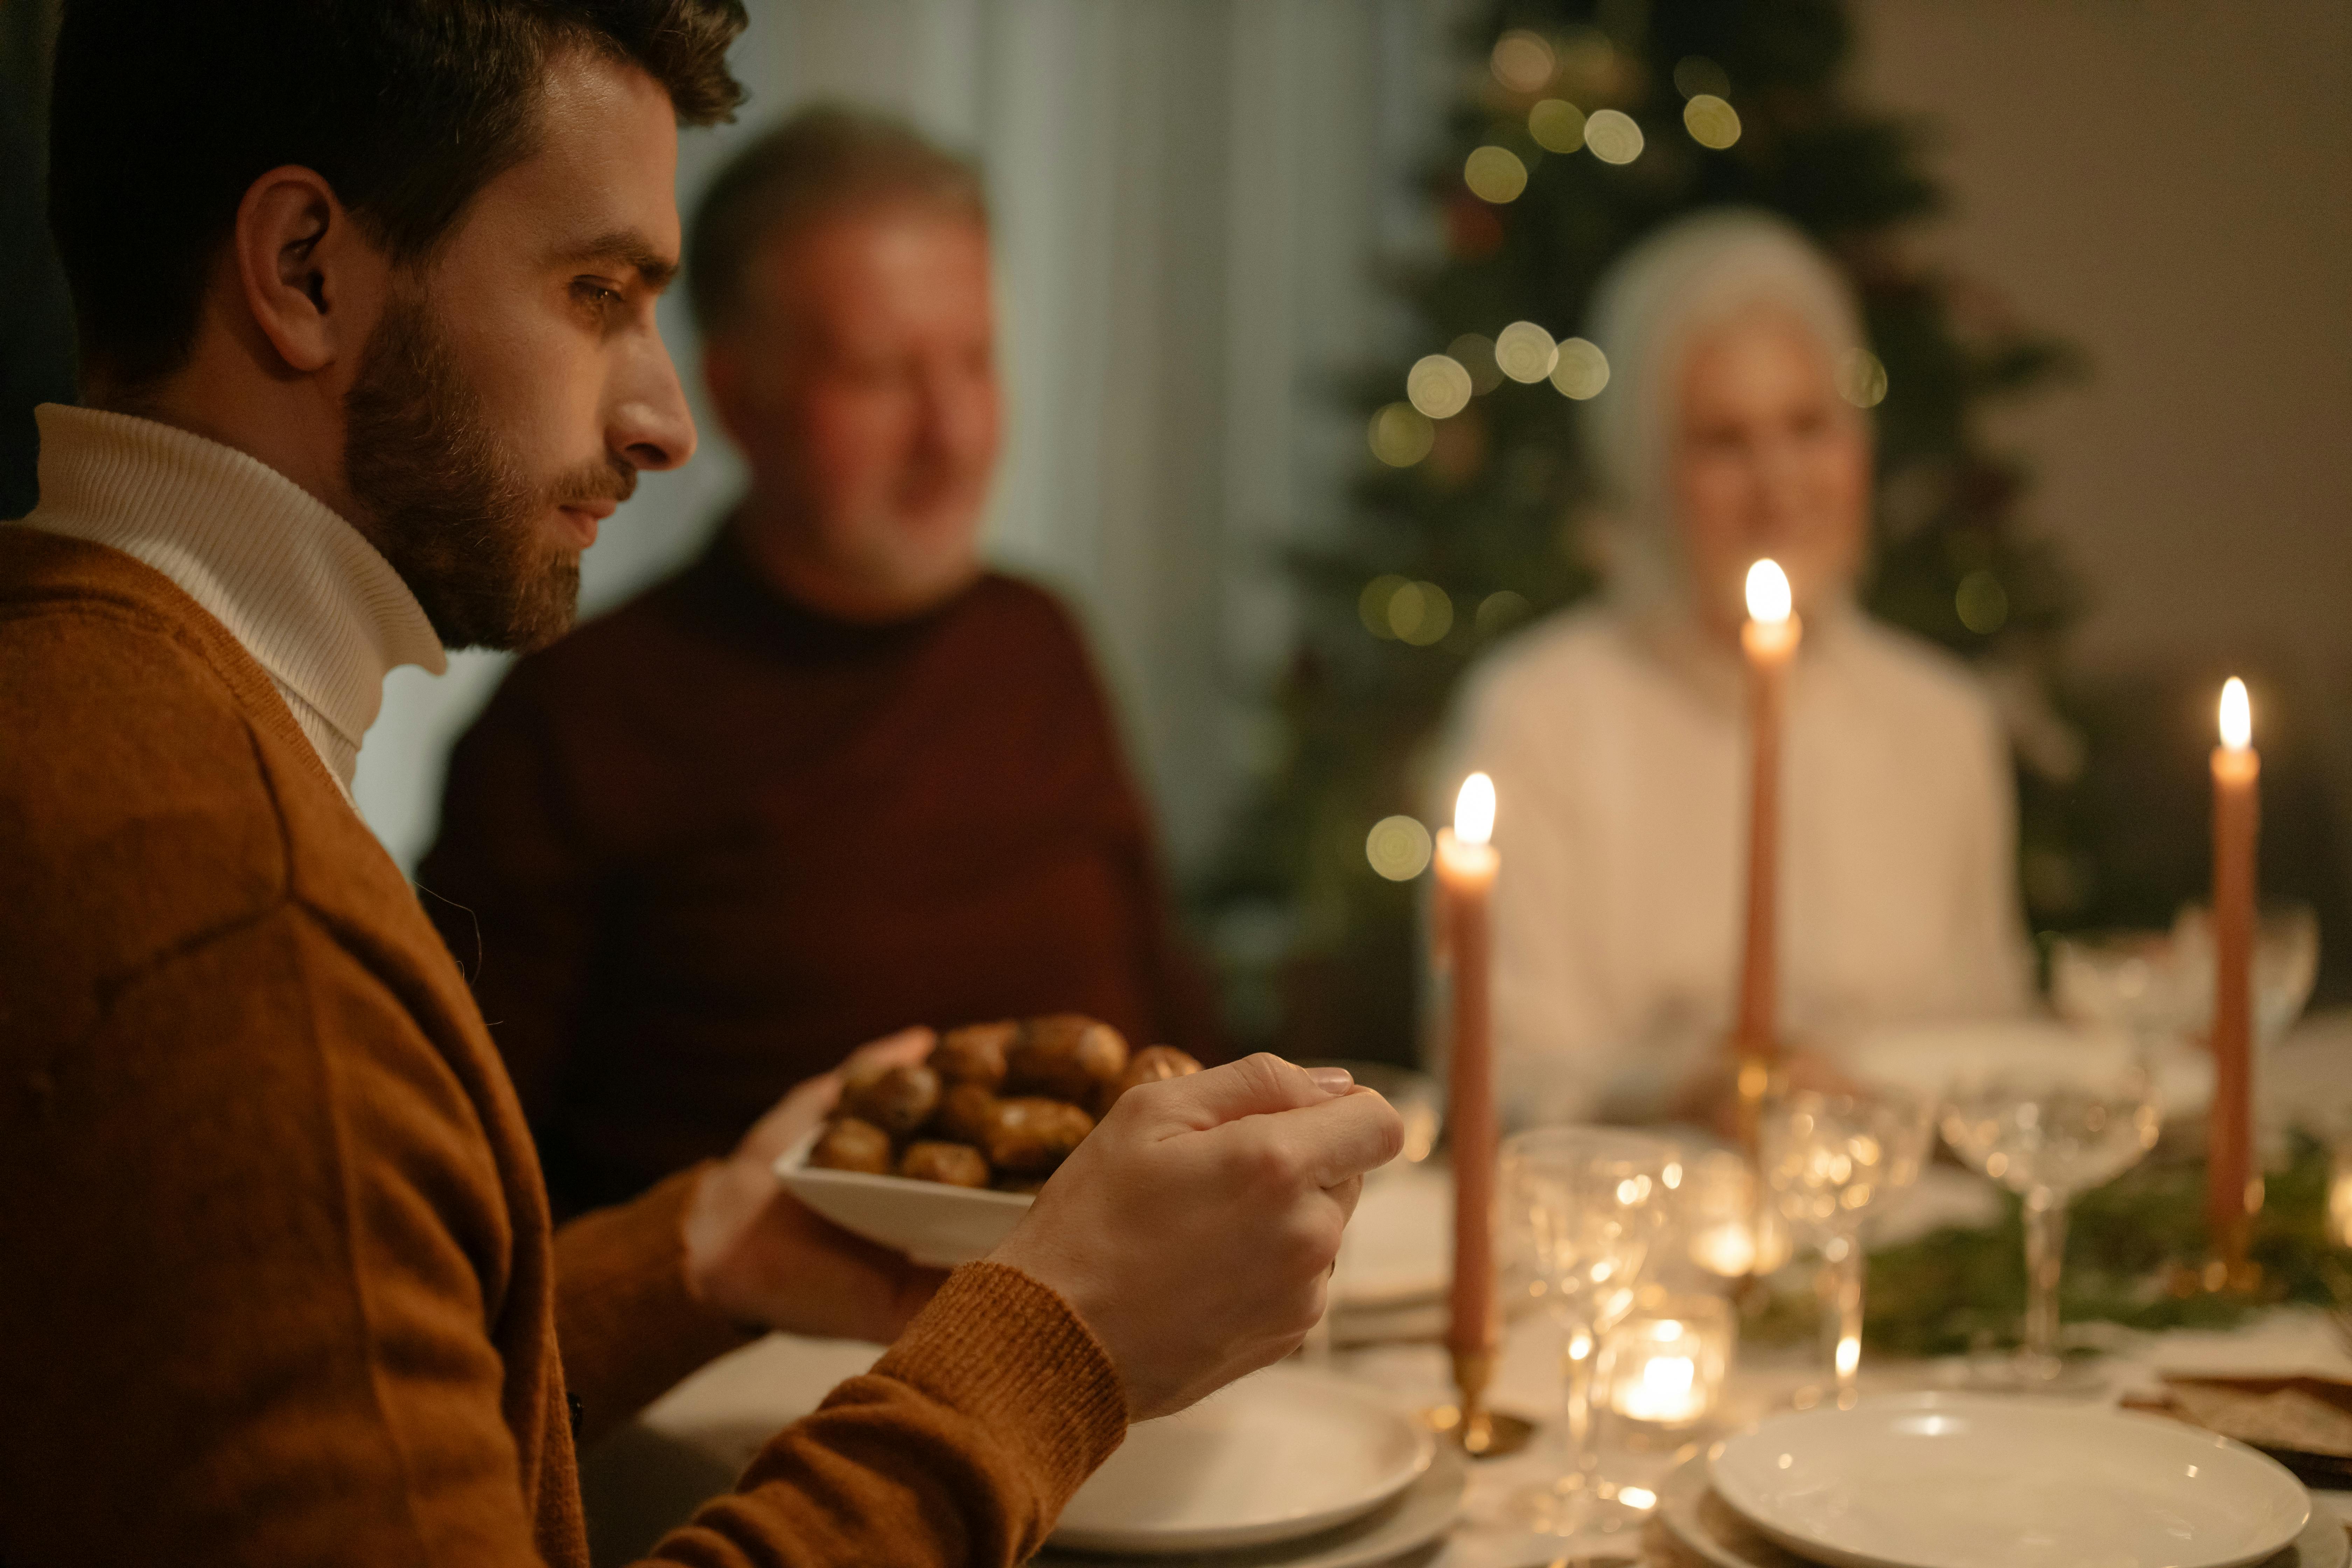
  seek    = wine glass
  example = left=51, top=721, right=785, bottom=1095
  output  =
left=1758, top=1088, right=1932, bottom=1409
left=1937, top=1034, right=2161, bottom=1390
left=1501, top=1127, right=1678, bottom=1538
left=2166, top=903, right=2322, bottom=1051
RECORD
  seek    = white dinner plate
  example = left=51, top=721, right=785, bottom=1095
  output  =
left=1710, top=1393, right=2311, bottom=1568
left=1332, top=1163, right=1450, bottom=1309
left=1661, top=1449, right=2345, bottom=1568
left=774, top=1127, right=1031, bottom=1267
left=1049, top=1365, right=1436, bottom=1555
left=1044, top=1445, right=1463, bottom=1568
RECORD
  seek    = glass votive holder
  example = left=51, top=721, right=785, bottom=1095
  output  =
left=1600, top=1293, right=1734, bottom=1433
left=1674, top=1148, right=1792, bottom=1282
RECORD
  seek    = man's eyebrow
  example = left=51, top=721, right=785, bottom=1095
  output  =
left=556, top=229, right=680, bottom=291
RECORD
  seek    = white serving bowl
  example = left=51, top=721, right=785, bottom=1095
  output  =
left=774, top=1127, right=1032, bottom=1267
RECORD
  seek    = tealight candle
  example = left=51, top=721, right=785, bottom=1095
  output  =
left=1676, top=1148, right=1792, bottom=1282
left=1603, top=1296, right=1733, bottom=1430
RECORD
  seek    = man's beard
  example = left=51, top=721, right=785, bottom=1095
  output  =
left=343, top=290, right=632, bottom=652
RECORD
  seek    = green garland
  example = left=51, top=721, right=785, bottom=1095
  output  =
left=1748, top=1134, right=2350, bottom=1358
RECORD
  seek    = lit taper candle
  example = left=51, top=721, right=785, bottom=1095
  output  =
left=1734, top=560, right=1800, bottom=1140
left=2208, top=677, right=2260, bottom=1283
left=1436, top=771, right=1500, bottom=1449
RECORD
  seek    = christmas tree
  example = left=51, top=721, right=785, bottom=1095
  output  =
left=1203, top=0, right=2081, bottom=1064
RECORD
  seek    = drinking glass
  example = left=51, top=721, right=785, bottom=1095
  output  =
left=1937, top=1035, right=2161, bottom=1388
left=2167, top=903, right=2321, bottom=1051
left=1758, top=1089, right=1932, bottom=1408
left=1502, top=1127, right=1678, bottom=1537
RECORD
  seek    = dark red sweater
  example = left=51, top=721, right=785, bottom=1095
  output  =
left=421, top=526, right=1221, bottom=1216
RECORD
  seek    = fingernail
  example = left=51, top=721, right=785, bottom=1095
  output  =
left=1308, top=1066, right=1354, bottom=1096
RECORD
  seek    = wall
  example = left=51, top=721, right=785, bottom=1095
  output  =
left=1851, top=0, right=2352, bottom=679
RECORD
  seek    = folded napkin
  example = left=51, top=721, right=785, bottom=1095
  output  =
left=2130, top=1375, right=2352, bottom=1491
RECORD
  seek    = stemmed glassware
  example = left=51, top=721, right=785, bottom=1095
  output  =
left=1936, top=1035, right=2161, bottom=1389
left=1758, top=1088, right=1932, bottom=1408
left=1501, top=1127, right=1679, bottom=1538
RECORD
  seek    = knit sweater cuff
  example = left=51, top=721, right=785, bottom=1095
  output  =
left=552, top=1161, right=756, bottom=1446
left=867, top=1260, right=1128, bottom=1500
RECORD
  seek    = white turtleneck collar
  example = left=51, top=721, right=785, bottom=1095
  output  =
left=14, top=403, right=447, bottom=801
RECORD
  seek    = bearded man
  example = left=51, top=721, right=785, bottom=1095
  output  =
left=0, top=3, right=1401, bottom=1564
left=421, top=108, right=1223, bottom=1219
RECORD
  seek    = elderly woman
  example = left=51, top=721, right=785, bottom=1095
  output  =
left=1448, top=210, right=2031, bottom=1126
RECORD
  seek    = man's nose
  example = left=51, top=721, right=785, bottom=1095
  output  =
left=919, top=363, right=997, bottom=467
left=610, top=331, right=698, bottom=473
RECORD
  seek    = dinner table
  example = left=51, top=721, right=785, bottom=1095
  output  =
left=579, top=1022, right=2352, bottom=1568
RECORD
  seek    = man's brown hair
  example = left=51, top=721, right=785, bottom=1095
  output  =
left=47, top=0, right=749, bottom=394
left=687, top=105, right=987, bottom=338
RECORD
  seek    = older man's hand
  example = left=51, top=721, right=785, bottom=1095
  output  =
left=989, top=1053, right=1405, bottom=1421
left=681, top=1027, right=947, bottom=1340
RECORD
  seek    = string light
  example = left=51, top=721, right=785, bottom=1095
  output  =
left=1583, top=109, right=1644, bottom=165
left=1407, top=354, right=1474, bottom=419
left=1475, top=590, right=1533, bottom=636
left=1366, top=814, right=1434, bottom=881
left=1446, top=333, right=1504, bottom=395
left=1490, top=29, right=1555, bottom=94
left=1359, top=574, right=1410, bottom=638
left=1494, top=320, right=1558, bottom=383
left=1672, top=56, right=1731, bottom=99
left=1529, top=98, right=1586, bottom=153
left=1367, top=402, right=1434, bottom=467
left=1837, top=348, right=1889, bottom=408
left=1684, top=94, right=1741, bottom=149
left=1389, top=581, right=1454, bottom=645
left=1955, top=570, right=2008, bottom=635
left=1464, top=145, right=1530, bottom=203
left=1550, top=337, right=1610, bottom=399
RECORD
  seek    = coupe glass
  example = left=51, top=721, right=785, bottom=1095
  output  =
left=1759, top=1088, right=1932, bottom=1408
left=1501, top=1127, right=1679, bottom=1537
left=2167, top=903, right=2322, bottom=1051
left=1938, top=1037, right=2161, bottom=1388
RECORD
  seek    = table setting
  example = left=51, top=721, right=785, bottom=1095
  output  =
left=582, top=576, right=2352, bottom=1568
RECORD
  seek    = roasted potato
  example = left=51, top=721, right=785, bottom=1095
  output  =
left=898, top=1140, right=992, bottom=1188
left=984, top=1095, right=1096, bottom=1173
left=840, top=1062, right=941, bottom=1138
left=1098, top=1044, right=1203, bottom=1115
left=807, top=1116, right=893, bottom=1175
left=1005, top=1014, right=1129, bottom=1102
left=933, top=1081, right=1001, bottom=1146
left=932, top=1021, right=1018, bottom=1089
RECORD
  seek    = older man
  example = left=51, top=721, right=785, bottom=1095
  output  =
left=0, top=5, right=1398, bottom=1562
left=421, top=108, right=1221, bottom=1217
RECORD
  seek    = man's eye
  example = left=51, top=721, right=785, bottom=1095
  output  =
left=572, top=280, right=625, bottom=311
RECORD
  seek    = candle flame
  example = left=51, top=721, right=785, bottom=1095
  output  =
left=1745, top=559, right=1792, bottom=625
left=1454, top=772, right=1496, bottom=846
left=2219, top=677, right=2251, bottom=750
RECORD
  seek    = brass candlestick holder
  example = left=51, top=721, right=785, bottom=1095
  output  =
left=1430, top=1348, right=1535, bottom=1458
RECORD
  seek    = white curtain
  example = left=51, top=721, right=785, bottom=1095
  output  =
left=356, top=0, right=1444, bottom=878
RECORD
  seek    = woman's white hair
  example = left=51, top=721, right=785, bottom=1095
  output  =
left=1580, top=208, right=1867, bottom=607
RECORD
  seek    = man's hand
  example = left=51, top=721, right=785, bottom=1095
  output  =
left=988, top=1053, right=1405, bottom=1421
left=682, top=1028, right=948, bottom=1340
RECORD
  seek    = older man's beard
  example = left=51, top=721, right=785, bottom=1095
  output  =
left=343, top=290, right=632, bottom=652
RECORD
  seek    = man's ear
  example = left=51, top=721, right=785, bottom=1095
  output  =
left=231, top=166, right=379, bottom=377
